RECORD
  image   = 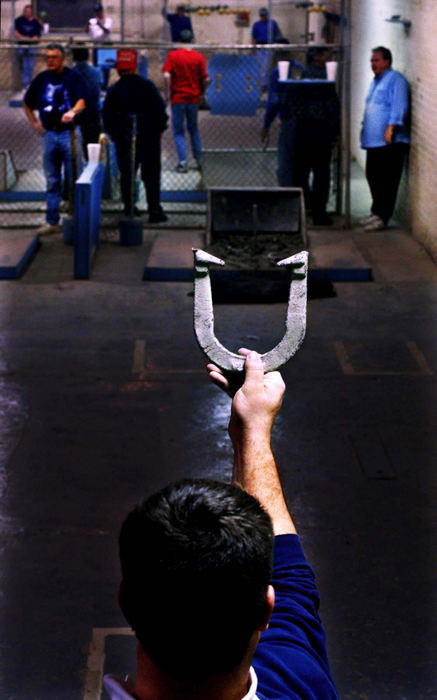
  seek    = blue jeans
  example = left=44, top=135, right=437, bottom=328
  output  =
left=171, top=103, right=202, bottom=164
left=17, top=47, right=36, bottom=90
left=42, top=130, right=73, bottom=224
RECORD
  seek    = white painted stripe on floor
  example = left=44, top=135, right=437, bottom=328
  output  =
left=406, top=341, right=433, bottom=375
left=132, top=339, right=146, bottom=375
left=83, top=627, right=134, bottom=700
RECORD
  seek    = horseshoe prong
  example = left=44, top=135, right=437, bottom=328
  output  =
left=193, top=248, right=309, bottom=379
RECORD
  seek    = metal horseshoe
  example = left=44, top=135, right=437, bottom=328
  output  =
left=193, top=248, right=308, bottom=377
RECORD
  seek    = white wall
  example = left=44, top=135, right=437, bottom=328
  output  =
left=407, top=0, right=437, bottom=259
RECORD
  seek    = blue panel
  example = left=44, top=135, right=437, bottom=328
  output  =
left=0, top=192, right=45, bottom=201
left=161, top=191, right=206, bottom=202
left=206, top=54, right=260, bottom=116
left=74, top=162, right=104, bottom=279
left=0, top=235, right=39, bottom=280
left=96, top=48, right=117, bottom=68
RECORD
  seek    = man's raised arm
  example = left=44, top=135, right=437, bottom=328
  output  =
left=208, top=349, right=296, bottom=535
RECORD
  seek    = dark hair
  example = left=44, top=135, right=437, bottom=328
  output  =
left=119, top=478, right=274, bottom=679
left=372, top=45, right=392, bottom=66
left=306, top=46, right=330, bottom=64
left=72, top=47, right=89, bottom=62
left=46, top=43, right=65, bottom=56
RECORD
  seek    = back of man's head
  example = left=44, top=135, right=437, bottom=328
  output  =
left=118, top=478, right=274, bottom=680
left=72, top=47, right=89, bottom=63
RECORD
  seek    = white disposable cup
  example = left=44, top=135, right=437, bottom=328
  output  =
left=87, top=143, right=101, bottom=163
left=326, top=61, right=338, bottom=82
left=278, top=61, right=290, bottom=81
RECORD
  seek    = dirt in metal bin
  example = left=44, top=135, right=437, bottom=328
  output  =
left=207, top=233, right=306, bottom=270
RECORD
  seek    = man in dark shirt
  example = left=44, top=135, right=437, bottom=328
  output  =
left=103, top=49, right=168, bottom=223
left=262, top=50, right=340, bottom=225
left=164, top=3, right=194, bottom=42
left=103, top=350, right=339, bottom=700
left=23, top=44, right=86, bottom=234
left=14, top=4, right=43, bottom=91
left=72, top=47, right=103, bottom=160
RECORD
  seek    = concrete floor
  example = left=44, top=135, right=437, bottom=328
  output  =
left=1, top=212, right=437, bottom=699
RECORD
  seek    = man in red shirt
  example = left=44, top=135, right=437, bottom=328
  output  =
left=163, top=29, right=209, bottom=172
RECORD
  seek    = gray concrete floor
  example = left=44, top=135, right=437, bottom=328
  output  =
left=1, top=200, right=437, bottom=700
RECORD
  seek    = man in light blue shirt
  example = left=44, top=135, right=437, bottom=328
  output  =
left=360, top=46, right=410, bottom=230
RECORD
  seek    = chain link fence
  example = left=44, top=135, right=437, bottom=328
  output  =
left=0, top=40, right=342, bottom=228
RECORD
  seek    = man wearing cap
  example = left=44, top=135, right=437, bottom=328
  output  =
left=103, top=49, right=168, bottom=223
left=164, top=4, right=194, bottom=43
left=23, top=43, right=86, bottom=235
left=162, top=29, right=209, bottom=173
left=251, top=8, right=281, bottom=45
left=251, top=8, right=282, bottom=91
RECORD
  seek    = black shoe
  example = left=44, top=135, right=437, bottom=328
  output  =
left=123, top=205, right=140, bottom=217
left=312, top=214, right=333, bottom=226
left=148, top=210, right=168, bottom=224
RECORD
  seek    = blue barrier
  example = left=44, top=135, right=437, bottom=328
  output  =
left=206, top=54, right=260, bottom=116
left=74, top=161, right=104, bottom=279
left=95, top=48, right=117, bottom=70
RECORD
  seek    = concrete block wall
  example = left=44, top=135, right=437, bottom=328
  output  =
left=406, top=0, right=437, bottom=260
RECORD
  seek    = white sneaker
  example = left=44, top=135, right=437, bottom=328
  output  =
left=36, top=222, right=62, bottom=235
left=363, top=216, right=385, bottom=231
left=359, top=214, right=379, bottom=226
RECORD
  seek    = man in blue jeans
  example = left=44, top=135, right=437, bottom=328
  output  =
left=23, top=44, right=86, bottom=235
left=103, top=350, right=339, bottom=700
left=14, top=4, right=43, bottom=91
left=163, top=29, right=209, bottom=172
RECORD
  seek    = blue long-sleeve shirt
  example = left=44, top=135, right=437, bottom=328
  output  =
left=361, top=68, right=410, bottom=148
left=253, top=535, right=339, bottom=699
left=251, top=19, right=281, bottom=44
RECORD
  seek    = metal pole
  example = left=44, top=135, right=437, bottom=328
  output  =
left=341, top=0, right=352, bottom=228
left=120, top=0, right=125, bottom=42
left=69, top=129, right=78, bottom=216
